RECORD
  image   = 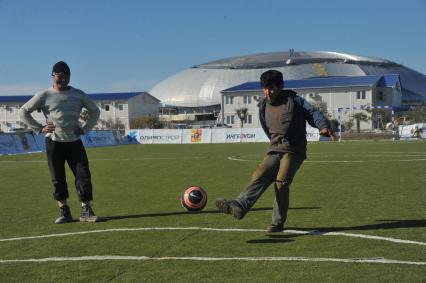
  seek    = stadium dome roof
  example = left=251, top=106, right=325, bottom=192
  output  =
left=149, top=51, right=426, bottom=107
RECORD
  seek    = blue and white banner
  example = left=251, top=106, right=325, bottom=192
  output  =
left=82, top=130, right=122, bottom=147
left=0, top=133, right=21, bottom=155
left=399, top=123, right=425, bottom=140
left=0, top=130, right=123, bottom=155
left=126, top=126, right=321, bottom=145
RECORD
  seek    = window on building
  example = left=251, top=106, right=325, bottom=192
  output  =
left=105, top=105, right=110, bottom=111
left=226, top=115, right=235, bottom=124
left=118, top=104, right=124, bottom=111
left=377, top=91, right=384, bottom=101
left=243, top=96, right=252, bottom=104
left=243, top=114, right=253, bottom=124
left=356, top=90, right=366, bottom=100
left=225, top=96, right=234, bottom=104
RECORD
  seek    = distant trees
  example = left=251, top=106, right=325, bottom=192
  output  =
left=351, top=112, right=369, bottom=133
left=130, top=116, right=162, bottom=129
left=404, top=105, right=426, bottom=123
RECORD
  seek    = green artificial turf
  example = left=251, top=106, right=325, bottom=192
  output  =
left=0, top=141, right=425, bottom=282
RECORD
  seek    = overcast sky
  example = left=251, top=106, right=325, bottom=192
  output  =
left=0, top=0, right=425, bottom=96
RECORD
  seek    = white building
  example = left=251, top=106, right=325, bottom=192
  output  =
left=90, top=92, right=160, bottom=130
left=220, top=74, right=403, bottom=130
left=150, top=51, right=426, bottom=110
left=0, top=92, right=160, bottom=132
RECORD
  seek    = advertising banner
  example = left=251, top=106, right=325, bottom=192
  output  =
left=181, top=129, right=212, bottom=144
left=0, top=133, right=20, bottom=155
left=1, top=127, right=324, bottom=155
left=126, top=126, right=321, bottom=145
left=211, top=128, right=268, bottom=143
left=34, top=133, right=46, bottom=151
left=130, top=129, right=182, bottom=144
left=399, top=123, right=425, bottom=140
left=0, top=130, right=122, bottom=155
left=82, top=130, right=120, bottom=147
left=307, top=126, right=321, bottom=141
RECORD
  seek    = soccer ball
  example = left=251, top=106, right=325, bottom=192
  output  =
left=181, top=186, right=207, bottom=211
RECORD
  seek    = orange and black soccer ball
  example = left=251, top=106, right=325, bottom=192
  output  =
left=181, top=186, right=207, bottom=211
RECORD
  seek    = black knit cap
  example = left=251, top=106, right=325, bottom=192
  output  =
left=52, top=61, right=71, bottom=75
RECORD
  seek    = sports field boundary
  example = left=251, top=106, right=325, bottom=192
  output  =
left=0, top=255, right=424, bottom=266
left=1, top=227, right=425, bottom=246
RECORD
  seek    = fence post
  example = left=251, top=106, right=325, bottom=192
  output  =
left=391, top=107, right=396, bottom=141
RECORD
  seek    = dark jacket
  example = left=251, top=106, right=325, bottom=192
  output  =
left=258, top=90, right=330, bottom=157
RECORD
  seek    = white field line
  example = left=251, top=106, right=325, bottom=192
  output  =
left=227, top=156, right=426, bottom=163
left=0, top=255, right=424, bottom=265
left=0, top=227, right=425, bottom=246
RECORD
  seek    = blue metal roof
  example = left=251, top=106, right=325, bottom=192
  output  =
left=377, top=74, right=400, bottom=87
left=0, top=92, right=147, bottom=103
left=0, top=95, right=32, bottom=103
left=88, top=92, right=144, bottom=100
left=222, top=74, right=401, bottom=93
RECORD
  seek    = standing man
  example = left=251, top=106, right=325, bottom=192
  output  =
left=19, top=61, right=100, bottom=224
left=215, top=70, right=335, bottom=232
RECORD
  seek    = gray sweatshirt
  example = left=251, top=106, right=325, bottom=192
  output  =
left=18, top=86, right=100, bottom=142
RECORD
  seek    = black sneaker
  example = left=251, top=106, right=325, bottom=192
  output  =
left=215, top=198, right=246, bottom=220
left=79, top=205, right=99, bottom=223
left=266, top=224, right=284, bottom=233
left=55, top=205, right=72, bottom=224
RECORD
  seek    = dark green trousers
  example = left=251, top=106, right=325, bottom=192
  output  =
left=236, top=152, right=304, bottom=226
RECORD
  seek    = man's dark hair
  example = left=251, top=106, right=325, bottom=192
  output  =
left=260, top=70, right=284, bottom=88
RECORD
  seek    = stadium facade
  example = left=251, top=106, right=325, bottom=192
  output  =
left=149, top=50, right=426, bottom=112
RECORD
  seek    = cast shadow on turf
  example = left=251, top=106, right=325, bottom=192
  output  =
left=246, top=219, right=426, bottom=244
left=102, top=206, right=321, bottom=221
left=287, top=219, right=426, bottom=233
left=246, top=234, right=300, bottom=244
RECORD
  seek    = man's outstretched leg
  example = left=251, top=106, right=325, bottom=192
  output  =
left=215, top=154, right=280, bottom=220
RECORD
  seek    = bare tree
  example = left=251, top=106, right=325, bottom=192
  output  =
left=235, top=107, right=248, bottom=128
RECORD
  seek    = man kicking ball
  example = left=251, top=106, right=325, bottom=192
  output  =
left=215, top=70, right=335, bottom=232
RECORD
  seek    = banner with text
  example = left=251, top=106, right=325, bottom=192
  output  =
left=126, top=126, right=321, bottom=145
